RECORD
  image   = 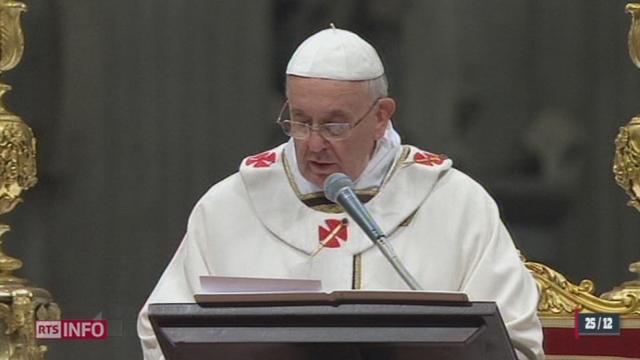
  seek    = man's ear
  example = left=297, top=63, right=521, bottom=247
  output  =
left=374, top=97, right=396, bottom=139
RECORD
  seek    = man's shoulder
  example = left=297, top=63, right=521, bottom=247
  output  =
left=435, top=166, right=501, bottom=217
left=196, top=143, right=288, bottom=206
left=438, top=167, right=487, bottom=194
left=401, top=144, right=496, bottom=208
left=239, top=144, right=287, bottom=172
left=199, top=172, right=242, bottom=201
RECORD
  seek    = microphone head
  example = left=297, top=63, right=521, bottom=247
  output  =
left=324, top=173, right=354, bottom=203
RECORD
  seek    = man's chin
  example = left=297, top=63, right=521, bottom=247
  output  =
left=308, top=174, right=329, bottom=189
left=303, top=170, right=337, bottom=189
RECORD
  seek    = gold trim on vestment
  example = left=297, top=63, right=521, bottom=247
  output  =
left=300, top=188, right=379, bottom=202
left=281, top=145, right=414, bottom=288
left=387, top=146, right=411, bottom=179
left=352, top=254, right=362, bottom=290
left=399, top=209, right=418, bottom=227
left=282, top=149, right=380, bottom=210
left=281, top=149, right=304, bottom=197
left=281, top=145, right=412, bottom=206
left=309, top=204, right=343, bottom=213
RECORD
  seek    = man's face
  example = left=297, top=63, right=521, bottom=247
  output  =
left=286, top=75, right=395, bottom=188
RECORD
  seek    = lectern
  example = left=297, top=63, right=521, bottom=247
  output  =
left=149, top=292, right=517, bottom=360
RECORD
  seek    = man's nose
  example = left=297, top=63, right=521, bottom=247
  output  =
left=306, top=129, right=328, bottom=152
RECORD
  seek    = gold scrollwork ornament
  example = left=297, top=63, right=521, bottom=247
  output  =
left=526, top=261, right=640, bottom=316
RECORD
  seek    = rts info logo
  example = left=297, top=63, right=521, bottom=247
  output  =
left=36, top=320, right=108, bottom=340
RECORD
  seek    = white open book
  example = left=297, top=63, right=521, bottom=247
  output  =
left=194, top=276, right=468, bottom=304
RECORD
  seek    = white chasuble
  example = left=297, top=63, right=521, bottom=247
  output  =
left=137, top=143, right=544, bottom=360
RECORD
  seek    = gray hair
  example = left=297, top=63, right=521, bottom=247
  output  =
left=285, top=74, right=389, bottom=100
left=366, top=74, right=389, bottom=99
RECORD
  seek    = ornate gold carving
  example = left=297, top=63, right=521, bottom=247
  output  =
left=0, top=0, right=37, bottom=287
left=596, top=3, right=640, bottom=310
left=0, top=117, right=37, bottom=212
left=627, top=3, right=640, bottom=68
left=613, top=117, right=640, bottom=211
left=0, top=0, right=36, bottom=218
left=519, top=1, right=640, bottom=325
left=0, top=288, right=59, bottom=360
left=0, top=225, right=23, bottom=285
left=601, top=261, right=640, bottom=306
left=0, top=0, right=26, bottom=76
left=0, top=109, right=37, bottom=216
left=525, top=261, right=640, bottom=316
left=0, top=1, right=61, bottom=359
left=0, top=230, right=61, bottom=360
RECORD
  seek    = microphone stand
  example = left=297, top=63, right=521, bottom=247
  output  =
left=337, top=189, right=423, bottom=290
left=325, top=173, right=423, bottom=290
left=369, top=235, right=423, bottom=290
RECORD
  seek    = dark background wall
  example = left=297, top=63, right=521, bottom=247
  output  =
left=2, top=0, right=639, bottom=358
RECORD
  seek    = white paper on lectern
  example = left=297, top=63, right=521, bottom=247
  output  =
left=199, top=275, right=322, bottom=293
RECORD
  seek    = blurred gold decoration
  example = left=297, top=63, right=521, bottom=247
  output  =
left=0, top=0, right=61, bottom=359
left=513, top=3, right=640, bottom=327
left=0, top=289, right=59, bottom=360
left=0, top=0, right=27, bottom=75
left=601, top=262, right=640, bottom=303
left=525, top=261, right=640, bottom=317
left=597, top=2, right=640, bottom=308
left=626, top=3, right=640, bottom=68
left=614, top=117, right=640, bottom=211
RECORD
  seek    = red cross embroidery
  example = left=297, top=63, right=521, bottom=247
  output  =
left=318, top=219, right=348, bottom=248
left=245, top=151, right=276, bottom=168
left=414, top=152, right=445, bottom=166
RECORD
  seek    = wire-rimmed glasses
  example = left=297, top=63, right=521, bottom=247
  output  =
left=276, top=98, right=381, bottom=141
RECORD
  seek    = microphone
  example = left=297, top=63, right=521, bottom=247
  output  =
left=324, top=173, right=423, bottom=290
left=324, top=173, right=385, bottom=242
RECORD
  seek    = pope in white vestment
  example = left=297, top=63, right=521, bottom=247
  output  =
left=137, top=26, right=544, bottom=360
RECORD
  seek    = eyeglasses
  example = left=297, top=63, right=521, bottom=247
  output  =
left=276, top=98, right=381, bottom=141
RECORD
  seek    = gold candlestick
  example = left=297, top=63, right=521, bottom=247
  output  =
left=0, top=1, right=60, bottom=359
left=603, top=3, right=640, bottom=304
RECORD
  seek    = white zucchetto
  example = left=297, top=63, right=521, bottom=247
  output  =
left=286, top=26, right=384, bottom=81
